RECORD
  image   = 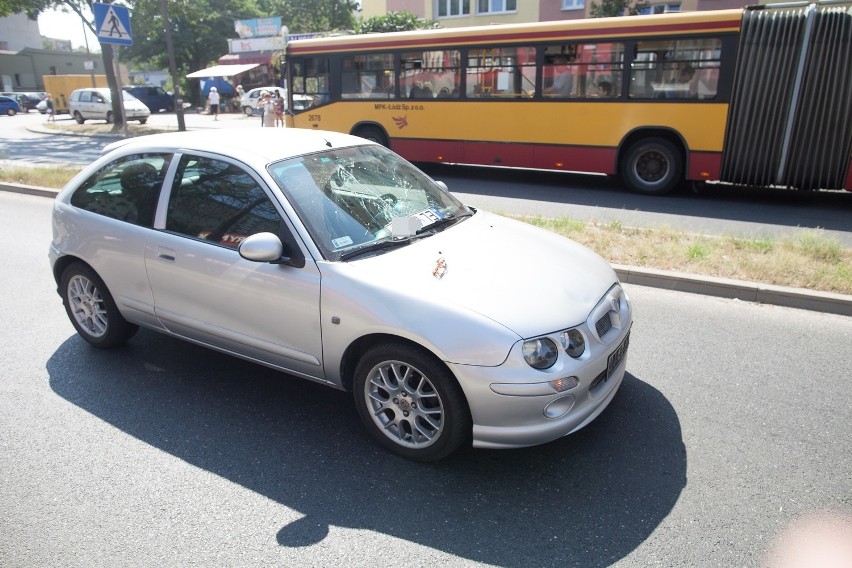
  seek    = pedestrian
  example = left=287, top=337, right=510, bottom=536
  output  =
left=274, top=89, right=284, bottom=127
left=207, top=87, right=220, bottom=120
left=257, top=90, right=268, bottom=126
left=259, top=92, right=276, bottom=128
left=45, top=94, right=55, bottom=122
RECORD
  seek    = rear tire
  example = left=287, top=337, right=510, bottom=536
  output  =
left=60, top=262, right=138, bottom=349
left=621, top=137, right=683, bottom=195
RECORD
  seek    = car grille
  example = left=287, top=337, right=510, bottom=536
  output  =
left=595, top=313, right=613, bottom=337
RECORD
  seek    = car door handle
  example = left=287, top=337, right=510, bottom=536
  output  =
left=157, top=247, right=176, bottom=262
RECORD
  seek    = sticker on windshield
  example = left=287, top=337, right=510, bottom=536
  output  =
left=413, top=208, right=444, bottom=226
left=332, top=236, right=354, bottom=249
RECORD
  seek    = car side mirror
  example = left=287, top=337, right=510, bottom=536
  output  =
left=239, top=232, right=305, bottom=268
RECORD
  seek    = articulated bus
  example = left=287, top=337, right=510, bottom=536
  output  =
left=285, top=2, right=852, bottom=195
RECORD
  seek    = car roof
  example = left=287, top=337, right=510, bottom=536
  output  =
left=101, top=128, right=373, bottom=165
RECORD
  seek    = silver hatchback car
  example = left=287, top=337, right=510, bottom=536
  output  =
left=49, top=128, right=632, bottom=461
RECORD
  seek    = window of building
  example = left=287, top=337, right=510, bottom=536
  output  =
left=561, top=0, right=585, bottom=9
left=629, top=37, right=722, bottom=99
left=341, top=53, right=396, bottom=100
left=543, top=42, right=625, bottom=99
left=636, top=3, right=681, bottom=14
left=467, top=46, right=536, bottom=98
left=477, top=0, right=517, bottom=14
left=437, top=0, right=471, bottom=18
left=401, top=50, right=461, bottom=99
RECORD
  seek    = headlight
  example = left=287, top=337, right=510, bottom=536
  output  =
left=560, top=329, right=586, bottom=358
left=522, top=338, right=559, bottom=369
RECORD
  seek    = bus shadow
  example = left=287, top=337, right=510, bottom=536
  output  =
left=420, top=163, right=852, bottom=234
left=47, top=330, right=686, bottom=567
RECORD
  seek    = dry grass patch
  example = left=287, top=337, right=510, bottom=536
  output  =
left=516, top=215, right=852, bottom=295
left=0, top=165, right=81, bottom=189
left=43, top=122, right=174, bottom=136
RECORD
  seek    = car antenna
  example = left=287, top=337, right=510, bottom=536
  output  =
left=324, top=138, right=332, bottom=148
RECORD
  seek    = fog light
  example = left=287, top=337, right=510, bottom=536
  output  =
left=550, top=376, right=579, bottom=393
left=544, top=395, right=576, bottom=419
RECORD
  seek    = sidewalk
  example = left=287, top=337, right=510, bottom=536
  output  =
left=5, top=123, right=851, bottom=318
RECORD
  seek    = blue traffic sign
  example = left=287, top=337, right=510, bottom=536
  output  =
left=94, top=3, right=132, bottom=46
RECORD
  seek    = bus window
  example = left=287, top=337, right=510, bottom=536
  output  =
left=291, top=56, right=330, bottom=107
left=467, top=46, right=536, bottom=98
left=630, top=38, right=722, bottom=99
left=543, top=43, right=624, bottom=99
left=401, top=50, right=461, bottom=99
left=341, top=53, right=396, bottom=100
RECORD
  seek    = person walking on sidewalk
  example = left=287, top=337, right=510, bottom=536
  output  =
left=207, top=87, right=220, bottom=121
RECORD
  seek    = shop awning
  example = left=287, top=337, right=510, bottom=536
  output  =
left=218, top=52, right=273, bottom=65
left=185, top=63, right=260, bottom=78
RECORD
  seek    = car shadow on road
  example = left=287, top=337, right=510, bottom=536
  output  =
left=47, top=330, right=686, bottom=567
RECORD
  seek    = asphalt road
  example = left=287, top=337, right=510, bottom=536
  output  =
left=2, top=191, right=850, bottom=567
left=2, top=111, right=851, bottom=246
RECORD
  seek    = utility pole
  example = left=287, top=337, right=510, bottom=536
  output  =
left=160, top=0, right=186, bottom=131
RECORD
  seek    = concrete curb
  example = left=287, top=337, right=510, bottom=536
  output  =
left=2, top=180, right=849, bottom=317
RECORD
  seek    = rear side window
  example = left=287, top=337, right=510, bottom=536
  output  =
left=165, top=155, right=283, bottom=249
left=69, top=154, right=171, bottom=227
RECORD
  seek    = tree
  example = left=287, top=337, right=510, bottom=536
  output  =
left=355, top=11, right=439, bottom=34
left=1, top=1, right=126, bottom=131
left=589, top=0, right=644, bottom=17
left=258, top=0, right=359, bottom=34
left=123, top=0, right=263, bottom=108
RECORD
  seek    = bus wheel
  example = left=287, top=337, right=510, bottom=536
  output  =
left=354, top=126, right=389, bottom=148
left=621, top=138, right=682, bottom=195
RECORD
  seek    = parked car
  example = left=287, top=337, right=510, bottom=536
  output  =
left=0, top=95, right=20, bottom=116
left=69, top=87, right=150, bottom=124
left=49, top=128, right=632, bottom=461
left=36, top=98, right=48, bottom=114
left=122, top=85, right=174, bottom=113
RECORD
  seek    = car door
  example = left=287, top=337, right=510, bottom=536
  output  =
left=144, top=152, right=325, bottom=381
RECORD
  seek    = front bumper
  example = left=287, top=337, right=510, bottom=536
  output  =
left=449, top=284, right=631, bottom=449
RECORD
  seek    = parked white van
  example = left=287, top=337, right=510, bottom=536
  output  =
left=69, top=88, right=151, bottom=124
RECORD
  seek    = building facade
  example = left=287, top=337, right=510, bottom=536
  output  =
left=361, top=0, right=765, bottom=26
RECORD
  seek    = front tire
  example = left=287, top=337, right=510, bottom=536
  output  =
left=353, top=342, right=471, bottom=461
left=60, top=263, right=138, bottom=349
left=621, top=137, right=683, bottom=195
left=106, top=111, right=113, bottom=124
left=138, top=118, right=147, bottom=124
left=73, top=111, right=85, bottom=124
left=6, top=108, right=15, bottom=116
left=243, top=106, right=254, bottom=116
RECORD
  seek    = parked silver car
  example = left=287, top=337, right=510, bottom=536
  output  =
left=49, top=128, right=632, bottom=461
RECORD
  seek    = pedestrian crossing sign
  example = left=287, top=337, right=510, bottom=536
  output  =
left=94, top=3, right=132, bottom=46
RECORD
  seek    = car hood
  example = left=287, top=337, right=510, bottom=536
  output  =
left=344, top=210, right=617, bottom=339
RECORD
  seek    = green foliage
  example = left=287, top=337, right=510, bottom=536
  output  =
left=589, top=0, right=644, bottom=17
left=355, top=10, right=439, bottom=34
left=0, top=0, right=54, bottom=18
left=686, top=244, right=710, bottom=261
left=258, top=0, right=359, bottom=34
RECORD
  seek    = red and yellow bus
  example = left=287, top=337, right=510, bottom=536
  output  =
left=285, top=2, right=852, bottom=195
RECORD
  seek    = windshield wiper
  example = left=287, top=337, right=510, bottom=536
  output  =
left=339, top=237, right=414, bottom=261
left=415, top=211, right=473, bottom=235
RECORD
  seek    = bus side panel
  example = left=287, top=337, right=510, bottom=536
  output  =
left=534, top=145, right=617, bottom=175
left=465, top=142, right=535, bottom=169
left=687, top=151, right=722, bottom=182
left=846, top=160, right=852, bottom=192
left=391, top=138, right=466, bottom=163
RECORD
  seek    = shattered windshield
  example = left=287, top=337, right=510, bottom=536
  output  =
left=268, top=144, right=471, bottom=261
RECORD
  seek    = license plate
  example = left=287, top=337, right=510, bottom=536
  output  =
left=606, top=330, right=630, bottom=379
